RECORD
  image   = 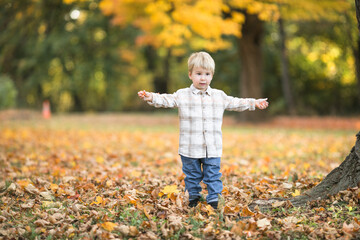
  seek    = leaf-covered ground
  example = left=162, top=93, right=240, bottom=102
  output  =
left=1, top=113, right=360, bottom=239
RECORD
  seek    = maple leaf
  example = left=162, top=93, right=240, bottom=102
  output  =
left=101, top=222, right=117, bottom=232
left=91, top=196, right=103, bottom=205
left=16, top=180, right=31, bottom=189
left=159, top=185, right=180, bottom=198
left=292, top=189, right=301, bottom=197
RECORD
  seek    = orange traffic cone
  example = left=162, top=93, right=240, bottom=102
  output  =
left=42, top=100, right=51, bottom=119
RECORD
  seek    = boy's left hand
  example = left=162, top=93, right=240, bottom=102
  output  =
left=255, top=98, right=269, bottom=110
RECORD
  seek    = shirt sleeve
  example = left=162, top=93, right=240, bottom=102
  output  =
left=147, top=92, right=178, bottom=108
left=224, top=93, right=256, bottom=112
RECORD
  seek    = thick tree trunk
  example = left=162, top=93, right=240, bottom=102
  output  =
left=237, top=13, right=266, bottom=122
left=250, top=132, right=360, bottom=210
left=278, top=18, right=296, bottom=115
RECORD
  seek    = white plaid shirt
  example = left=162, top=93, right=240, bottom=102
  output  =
left=148, top=84, right=256, bottom=158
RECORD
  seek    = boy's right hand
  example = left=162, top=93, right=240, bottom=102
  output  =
left=138, top=90, right=153, bottom=102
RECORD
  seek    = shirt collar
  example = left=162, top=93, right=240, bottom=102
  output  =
left=190, top=84, right=212, bottom=96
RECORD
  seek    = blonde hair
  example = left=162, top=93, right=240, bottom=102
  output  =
left=188, top=52, right=215, bottom=75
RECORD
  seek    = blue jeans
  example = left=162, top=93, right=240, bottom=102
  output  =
left=180, top=155, right=223, bottom=203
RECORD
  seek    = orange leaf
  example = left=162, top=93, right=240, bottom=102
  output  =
left=241, top=206, right=255, bottom=217
left=101, top=222, right=117, bottom=232
left=91, top=196, right=103, bottom=205
left=17, top=180, right=31, bottom=189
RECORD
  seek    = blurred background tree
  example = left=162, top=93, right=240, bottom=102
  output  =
left=0, top=75, right=17, bottom=109
left=0, top=0, right=358, bottom=117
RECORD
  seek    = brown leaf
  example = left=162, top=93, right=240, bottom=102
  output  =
left=25, top=184, right=40, bottom=195
left=342, top=222, right=357, bottom=234
left=7, top=183, right=17, bottom=192
left=40, top=191, right=53, bottom=200
left=129, top=226, right=139, bottom=237
left=34, top=219, right=50, bottom=227
left=272, top=201, right=286, bottom=208
left=116, top=225, right=129, bottom=236
left=21, top=199, right=35, bottom=209
left=256, top=218, right=271, bottom=230
left=168, top=214, right=182, bottom=231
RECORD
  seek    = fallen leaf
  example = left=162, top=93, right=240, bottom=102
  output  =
left=256, top=218, right=271, bottom=230
left=16, top=180, right=31, bottom=189
left=292, top=189, right=301, bottom=197
left=101, top=222, right=117, bottom=232
left=159, top=185, right=180, bottom=198
left=7, top=183, right=16, bottom=192
left=91, top=196, right=103, bottom=205
left=282, top=182, right=293, bottom=189
left=117, top=225, right=129, bottom=236
left=34, top=219, right=50, bottom=227
left=241, top=206, right=255, bottom=217
left=21, top=199, right=35, bottom=209
left=40, top=191, right=53, bottom=200
left=25, top=184, right=40, bottom=195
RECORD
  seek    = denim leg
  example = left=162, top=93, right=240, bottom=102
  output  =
left=180, top=155, right=203, bottom=201
left=202, top=157, right=223, bottom=203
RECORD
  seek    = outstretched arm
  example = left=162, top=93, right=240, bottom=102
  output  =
left=138, top=90, right=153, bottom=102
left=138, top=90, right=178, bottom=108
left=255, top=98, right=269, bottom=110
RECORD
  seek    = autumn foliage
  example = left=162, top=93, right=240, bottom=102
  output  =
left=0, top=114, right=360, bottom=239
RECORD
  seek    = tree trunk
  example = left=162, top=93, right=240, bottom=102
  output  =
left=352, top=37, right=360, bottom=107
left=237, top=13, right=266, bottom=122
left=356, top=0, right=360, bottom=106
left=250, top=131, right=360, bottom=210
left=278, top=17, right=296, bottom=115
left=144, top=46, right=171, bottom=94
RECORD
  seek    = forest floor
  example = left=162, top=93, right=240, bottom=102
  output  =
left=0, top=110, right=360, bottom=239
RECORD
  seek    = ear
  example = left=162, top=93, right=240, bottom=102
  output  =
left=188, top=71, right=192, bottom=78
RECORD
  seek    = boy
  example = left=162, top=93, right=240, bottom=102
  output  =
left=138, top=52, right=269, bottom=209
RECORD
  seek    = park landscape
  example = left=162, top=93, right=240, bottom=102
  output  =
left=0, top=112, right=360, bottom=239
left=2, top=0, right=360, bottom=239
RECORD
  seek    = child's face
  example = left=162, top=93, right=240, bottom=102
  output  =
left=189, top=67, right=213, bottom=91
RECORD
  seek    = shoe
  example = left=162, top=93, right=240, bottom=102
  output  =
left=208, top=201, right=218, bottom=210
left=189, top=197, right=200, bottom=207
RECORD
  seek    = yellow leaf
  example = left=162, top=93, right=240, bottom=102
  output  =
left=91, top=196, right=103, bottom=205
left=130, top=170, right=141, bottom=178
left=101, top=222, right=117, bottom=232
left=50, top=183, right=59, bottom=192
left=303, top=163, right=311, bottom=170
left=106, top=180, right=113, bottom=187
left=96, top=156, right=104, bottom=164
left=42, top=201, right=61, bottom=208
left=159, top=185, right=179, bottom=198
left=292, top=189, right=301, bottom=197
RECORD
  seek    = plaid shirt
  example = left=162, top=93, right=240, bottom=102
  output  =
left=148, top=84, right=256, bottom=158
